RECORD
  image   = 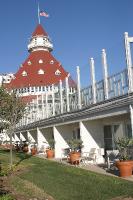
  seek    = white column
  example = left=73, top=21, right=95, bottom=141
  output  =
left=14, top=133, right=20, bottom=142
left=52, top=84, right=55, bottom=116
left=4, top=132, right=10, bottom=142
left=130, top=105, right=133, bottom=137
left=37, top=95, right=39, bottom=120
left=41, top=94, right=44, bottom=119
left=27, top=131, right=35, bottom=143
left=53, top=126, right=69, bottom=158
left=45, top=93, right=48, bottom=118
left=37, top=127, right=49, bottom=152
left=65, top=77, right=70, bottom=112
left=90, top=58, right=96, bottom=104
left=80, top=121, right=104, bottom=164
left=76, top=66, right=82, bottom=109
left=59, top=80, right=63, bottom=114
left=124, top=32, right=133, bottom=93
left=20, top=132, right=26, bottom=141
left=80, top=121, right=98, bottom=152
left=102, top=49, right=109, bottom=100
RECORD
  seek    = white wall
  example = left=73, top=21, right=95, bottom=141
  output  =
left=80, top=120, right=104, bottom=152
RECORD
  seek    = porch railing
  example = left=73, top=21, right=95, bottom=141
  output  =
left=17, top=67, right=131, bottom=127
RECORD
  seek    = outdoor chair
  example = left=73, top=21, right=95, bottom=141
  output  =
left=81, top=148, right=97, bottom=165
left=106, top=150, right=119, bottom=169
left=60, top=148, right=70, bottom=162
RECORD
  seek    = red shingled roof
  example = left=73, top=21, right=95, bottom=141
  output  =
left=8, top=50, right=68, bottom=89
left=7, top=24, right=76, bottom=90
left=32, top=24, right=48, bottom=37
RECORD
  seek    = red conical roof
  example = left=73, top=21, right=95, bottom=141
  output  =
left=7, top=24, right=76, bottom=90
left=8, top=50, right=68, bottom=89
left=32, top=24, right=48, bottom=37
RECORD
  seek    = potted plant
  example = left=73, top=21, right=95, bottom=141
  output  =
left=68, top=139, right=83, bottom=164
left=22, top=140, right=29, bottom=153
left=115, top=137, right=133, bottom=177
left=30, top=143, right=37, bottom=155
left=46, top=139, right=55, bottom=159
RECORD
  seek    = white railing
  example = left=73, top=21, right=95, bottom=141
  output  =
left=16, top=67, right=131, bottom=128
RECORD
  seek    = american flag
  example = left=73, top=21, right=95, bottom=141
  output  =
left=40, top=11, right=49, bottom=18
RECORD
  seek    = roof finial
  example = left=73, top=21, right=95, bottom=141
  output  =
left=38, top=1, right=41, bottom=24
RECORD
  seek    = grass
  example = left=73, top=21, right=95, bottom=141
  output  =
left=0, top=194, right=14, bottom=200
left=1, top=149, right=133, bottom=200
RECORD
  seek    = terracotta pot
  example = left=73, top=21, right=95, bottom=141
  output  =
left=23, top=146, right=29, bottom=153
left=116, top=160, right=132, bottom=177
left=46, top=149, right=54, bottom=159
left=31, top=148, right=37, bottom=155
left=69, top=152, right=81, bottom=165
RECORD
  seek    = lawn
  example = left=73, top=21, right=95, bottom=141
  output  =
left=1, top=149, right=133, bottom=200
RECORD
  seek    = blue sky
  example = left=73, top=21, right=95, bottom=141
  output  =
left=0, top=0, right=133, bottom=86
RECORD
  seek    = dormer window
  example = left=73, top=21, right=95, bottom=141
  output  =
left=28, top=60, right=32, bottom=65
left=38, top=69, right=44, bottom=74
left=50, top=60, right=54, bottom=64
left=39, top=59, right=43, bottom=64
left=55, top=69, right=61, bottom=76
left=43, top=38, right=47, bottom=41
left=22, top=71, right=27, bottom=76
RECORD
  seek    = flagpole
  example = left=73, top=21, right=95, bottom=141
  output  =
left=38, top=2, right=40, bottom=24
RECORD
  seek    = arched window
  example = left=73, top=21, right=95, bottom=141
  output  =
left=22, top=71, right=27, bottom=76
left=39, top=59, right=43, bottom=64
left=55, top=69, right=61, bottom=76
left=50, top=60, right=54, bottom=64
left=38, top=69, right=44, bottom=74
left=28, top=60, right=32, bottom=65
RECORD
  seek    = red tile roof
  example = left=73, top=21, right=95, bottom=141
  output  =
left=8, top=50, right=68, bottom=89
left=32, top=24, right=48, bottom=37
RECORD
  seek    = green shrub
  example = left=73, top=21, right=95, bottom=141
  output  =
left=0, top=194, right=14, bottom=200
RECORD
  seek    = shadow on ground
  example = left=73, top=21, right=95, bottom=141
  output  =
left=15, top=152, right=32, bottom=166
left=0, top=177, right=10, bottom=196
left=98, top=163, right=120, bottom=176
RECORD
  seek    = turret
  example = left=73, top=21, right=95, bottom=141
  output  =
left=28, top=24, right=53, bottom=52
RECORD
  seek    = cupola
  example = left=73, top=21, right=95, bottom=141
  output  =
left=28, top=24, right=53, bottom=52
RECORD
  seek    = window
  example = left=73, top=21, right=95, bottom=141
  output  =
left=39, top=86, right=41, bottom=91
left=24, top=88, right=27, bottom=93
left=42, top=86, right=45, bottom=91
left=27, top=87, right=30, bottom=92
left=35, top=87, right=38, bottom=92
left=27, top=60, right=32, bottom=65
left=22, top=71, right=27, bottom=76
left=39, top=59, right=43, bottom=64
left=104, top=126, right=113, bottom=150
left=31, top=87, right=34, bottom=92
left=55, top=69, right=61, bottom=76
left=38, top=69, right=44, bottom=74
left=125, top=123, right=132, bottom=138
left=104, top=125, right=120, bottom=150
left=50, top=60, right=54, bottom=64
left=73, top=128, right=80, bottom=139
